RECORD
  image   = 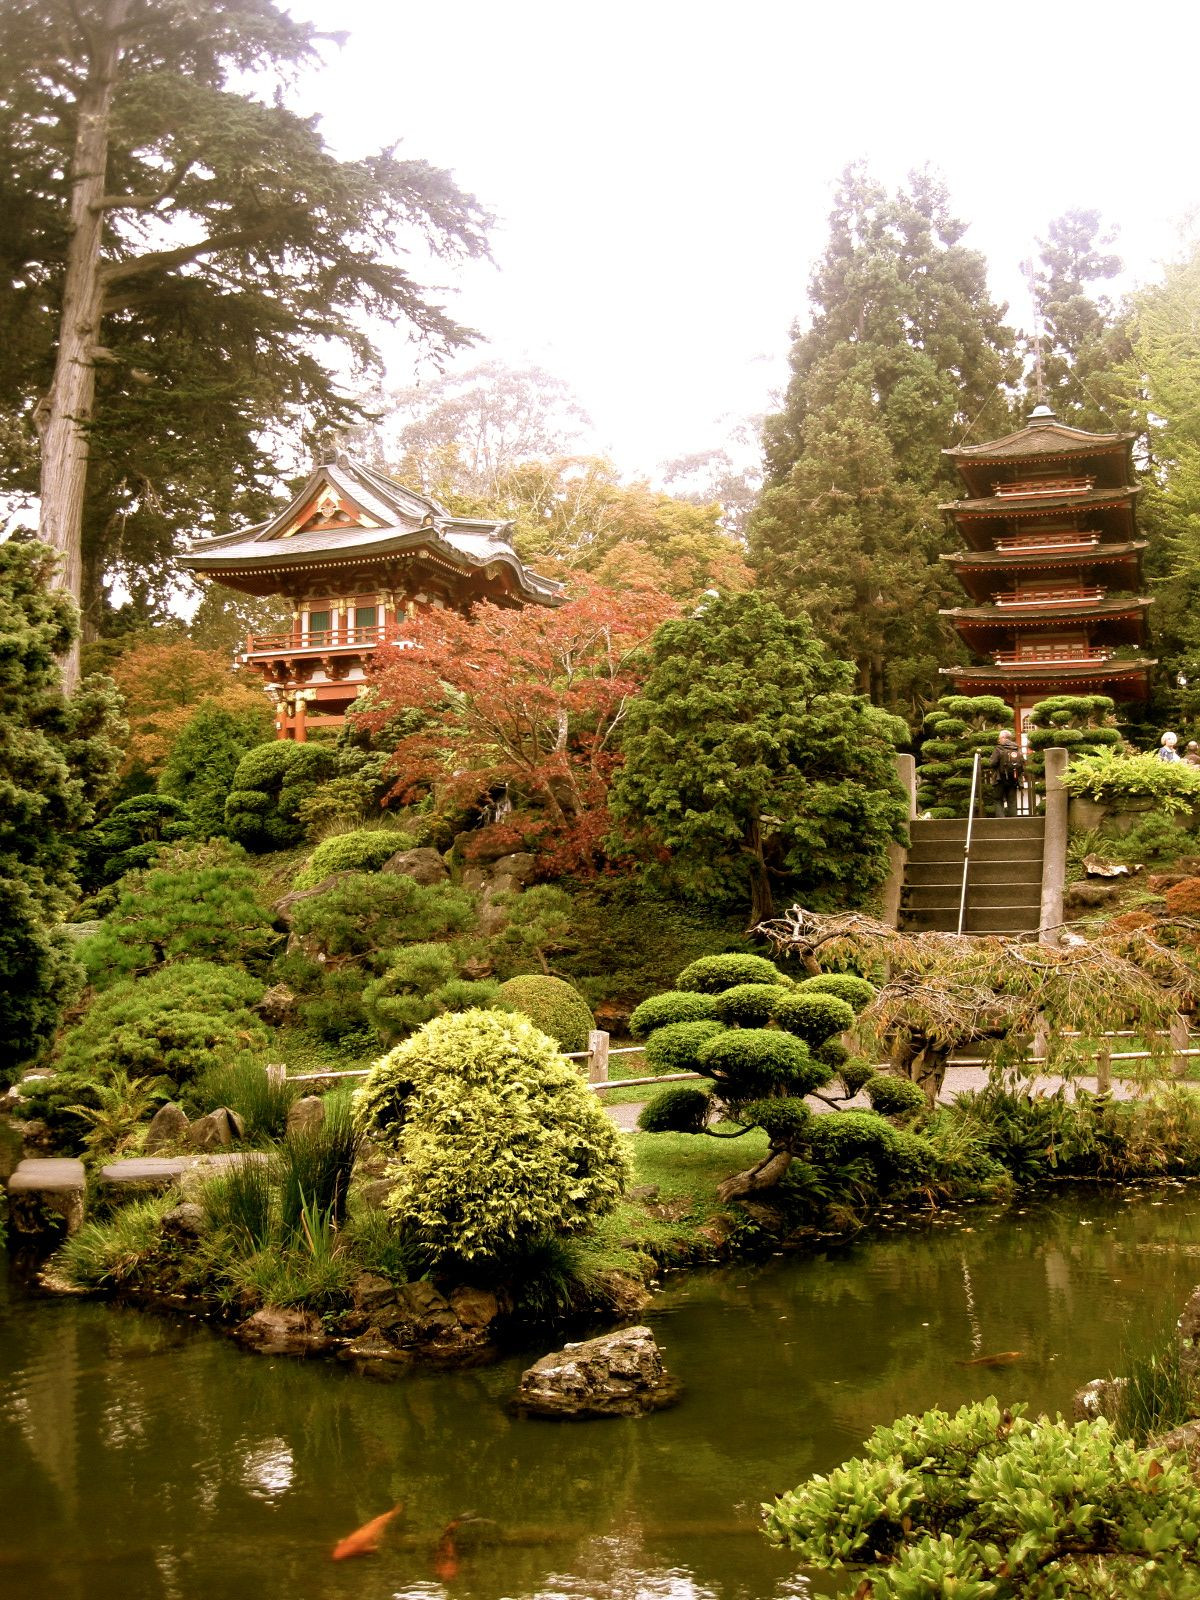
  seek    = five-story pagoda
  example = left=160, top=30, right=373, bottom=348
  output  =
left=939, top=404, right=1154, bottom=733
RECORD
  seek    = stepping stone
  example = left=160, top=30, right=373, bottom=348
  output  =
left=7, top=1158, right=86, bottom=1238
left=181, top=1151, right=270, bottom=1198
left=96, top=1157, right=191, bottom=1194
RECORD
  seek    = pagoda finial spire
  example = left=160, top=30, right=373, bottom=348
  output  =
left=1021, top=257, right=1047, bottom=409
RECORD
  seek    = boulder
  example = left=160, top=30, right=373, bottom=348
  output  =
left=382, top=847, right=449, bottom=886
left=234, top=1307, right=336, bottom=1357
left=161, top=1202, right=206, bottom=1240
left=1072, top=1376, right=1127, bottom=1422
left=256, top=984, right=299, bottom=1026
left=490, top=852, right=537, bottom=886
left=187, top=1107, right=245, bottom=1151
left=285, top=1096, right=326, bottom=1137
left=447, top=1285, right=500, bottom=1331
left=513, top=1325, right=680, bottom=1419
left=1152, top=1418, right=1200, bottom=1472
left=144, top=1101, right=190, bottom=1154
left=354, top=1177, right=394, bottom=1210
left=476, top=900, right=510, bottom=937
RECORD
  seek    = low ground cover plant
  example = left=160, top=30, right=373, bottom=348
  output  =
left=291, top=826, right=415, bottom=890
left=1063, top=748, right=1200, bottom=813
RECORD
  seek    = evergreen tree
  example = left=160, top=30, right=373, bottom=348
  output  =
left=158, top=704, right=271, bottom=838
left=609, top=592, right=909, bottom=925
left=1027, top=209, right=1131, bottom=430
left=0, top=0, right=492, bottom=680
left=0, top=540, right=123, bottom=1072
left=750, top=165, right=1017, bottom=712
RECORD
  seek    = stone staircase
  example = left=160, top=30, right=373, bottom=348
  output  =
left=899, top=817, right=1044, bottom=936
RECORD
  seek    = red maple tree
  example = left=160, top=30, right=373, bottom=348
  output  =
left=355, top=578, right=678, bottom=872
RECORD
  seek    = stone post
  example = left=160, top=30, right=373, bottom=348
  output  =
left=587, top=1030, right=610, bottom=1085
left=881, top=753, right=917, bottom=930
left=1039, top=747, right=1068, bottom=947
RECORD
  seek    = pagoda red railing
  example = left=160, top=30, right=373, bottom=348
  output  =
left=992, top=532, right=1100, bottom=553
left=992, top=476, right=1095, bottom=498
left=991, top=645, right=1113, bottom=666
left=241, top=625, right=404, bottom=654
left=994, top=586, right=1105, bottom=607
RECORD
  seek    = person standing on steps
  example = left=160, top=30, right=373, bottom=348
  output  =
left=988, top=729, right=1025, bottom=819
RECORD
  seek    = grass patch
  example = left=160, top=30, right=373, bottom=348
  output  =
left=1115, top=1318, right=1199, bottom=1445
left=58, top=1194, right=175, bottom=1286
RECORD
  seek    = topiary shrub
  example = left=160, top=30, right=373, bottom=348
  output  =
left=839, top=1057, right=875, bottom=1096
left=737, top=1097, right=812, bottom=1147
left=224, top=742, right=337, bottom=851
left=864, top=1073, right=928, bottom=1119
left=773, top=991, right=856, bottom=1047
left=158, top=704, right=272, bottom=840
left=56, top=961, right=267, bottom=1087
left=355, top=1010, right=627, bottom=1265
left=917, top=696, right=1013, bottom=818
left=292, top=827, right=417, bottom=891
left=712, top=982, right=794, bottom=1027
left=628, top=990, right=721, bottom=1036
left=644, top=1018, right=727, bottom=1073
left=494, top=975, right=595, bottom=1053
left=697, top=1028, right=831, bottom=1107
left=287, top=874, right=475, bottom=962
left=74, top=794, right=195, bottom=891
left=675, top=953, right=787, bottom=993
left=796, top=973, right=876, bottom=1013
left=80, top=840, right=276, bottom=987
left=362, top=943, right=500, bottom=1042
left=637, top=1085, right=712, bottom=1133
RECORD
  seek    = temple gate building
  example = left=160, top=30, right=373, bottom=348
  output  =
left=939, top=405, right=1154, bottom=736
left=182, top=452, right=562, bottom=739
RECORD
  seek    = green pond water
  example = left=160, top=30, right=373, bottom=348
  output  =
left=4, top=1185, right=1200, bottom=1600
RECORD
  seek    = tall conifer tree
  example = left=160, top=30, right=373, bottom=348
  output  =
left=750, top=166, right=1016, bottom=712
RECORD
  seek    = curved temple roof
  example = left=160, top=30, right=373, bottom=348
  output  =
left=180, top=451, right=563, bottom=606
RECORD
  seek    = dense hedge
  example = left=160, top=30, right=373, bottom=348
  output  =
left=637, top=1085, right=711, bottom=1133
left=629, top=990, right=721, bottom=1036
left=773, top=991, right=856, bottom=1047
left=697, top=1028, right=830, bottom=1107
left=644, top=1018, right=726, bottom=1073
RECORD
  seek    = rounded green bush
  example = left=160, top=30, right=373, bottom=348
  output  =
left=796, top=973, right=876, bottom=1013
left=697, top=1028, right=831, bottom=1104
left=839, top=1056, right=874, bottom=1096
left=293, top=828, right=416, bottom=890
left=675, top=953, right=787, bottom=993
left=864, top=1073, right=928, bottom=1118
left=773, top=991, right=856, bottom=1047
left=354, top=1010, right=627, bottom=1264
left=494, top=975, right=595, bottom=1052
left=628, top=990, right=720, bottom=1037
left=637, top=1085, right=712, bottom=1133
left=644, top=1019, right=727, bottom=1073
left=738, top=1097, right=811, bottom=1146
left=806, top=1110, right=931, bottom=1186
left=712, top=982, right=793, bottom=1027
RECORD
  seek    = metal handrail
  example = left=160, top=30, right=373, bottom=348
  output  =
left=957, top=750, right=982, bottom=935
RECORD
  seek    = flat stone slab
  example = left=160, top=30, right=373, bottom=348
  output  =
left=7, top=1158, right=85, bottom=1194
left=96, top=1157, right=191, bottom=1190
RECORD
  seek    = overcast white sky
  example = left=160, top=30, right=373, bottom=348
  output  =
left=292, top=0, right=1200, bottom=480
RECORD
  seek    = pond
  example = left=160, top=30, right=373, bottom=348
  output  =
left=4, top=1184, right=1200, bottom=1600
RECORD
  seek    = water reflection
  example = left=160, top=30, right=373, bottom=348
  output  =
left=2, top=1185, right=1199, bottom=1599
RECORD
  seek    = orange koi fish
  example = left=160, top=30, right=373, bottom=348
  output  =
left=956, top=1351, right=1023, bottom=1368
left=432, top=1514, right=477, bottom=1583
left=331, top=1502, right=404, bottom=1561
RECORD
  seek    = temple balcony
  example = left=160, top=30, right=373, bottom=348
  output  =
left=992, top=531, right=1101, bottom=554
left=993, top=475, right=1096, bottom=498
left=994, top=585, right=1106, bottom=607
left=238, top=624, right=405, bottom=664
left=991, top=644, right=1114, bottom=666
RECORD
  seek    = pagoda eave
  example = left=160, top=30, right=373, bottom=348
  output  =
left=941, top=541, right=1147, bottom=569
left=939, top=485, right=1140, bottom=517
left=942, top=660, right=1155, bottom=701
left=940, top=597, right=1153, bottom=626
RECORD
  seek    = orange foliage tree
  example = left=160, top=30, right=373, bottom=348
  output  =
left=109, top=638, right=269, bottom=775
left=355, top=579, right=678, bottom=872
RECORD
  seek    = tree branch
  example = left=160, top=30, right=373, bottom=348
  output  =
left=92, top=156, right=195, bottom=214
left=99, top=224, right=274, bottom=291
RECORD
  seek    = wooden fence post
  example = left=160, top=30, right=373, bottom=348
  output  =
left=587, top=1030, right=610, bottom=1085
left=1171, top=1013, right=1191, bottom=1080
left=1094, top=1040, right=1112, bottom=1097
left=265, top=1063, right=287, bottom=1090
left=1031, top=1018, right=1050, bottom=1066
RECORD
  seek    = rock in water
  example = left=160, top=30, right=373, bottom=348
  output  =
left=145, top=1101, right=190, bottom=1153
left=513, top=1325, right=680, bottom=1418
left=234, top=1307, right=335, bottom=1357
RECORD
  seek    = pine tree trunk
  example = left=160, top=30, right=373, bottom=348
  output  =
left=35, top=1, right=129, bottom=690
left=746, top=816, right=775, bottom=926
